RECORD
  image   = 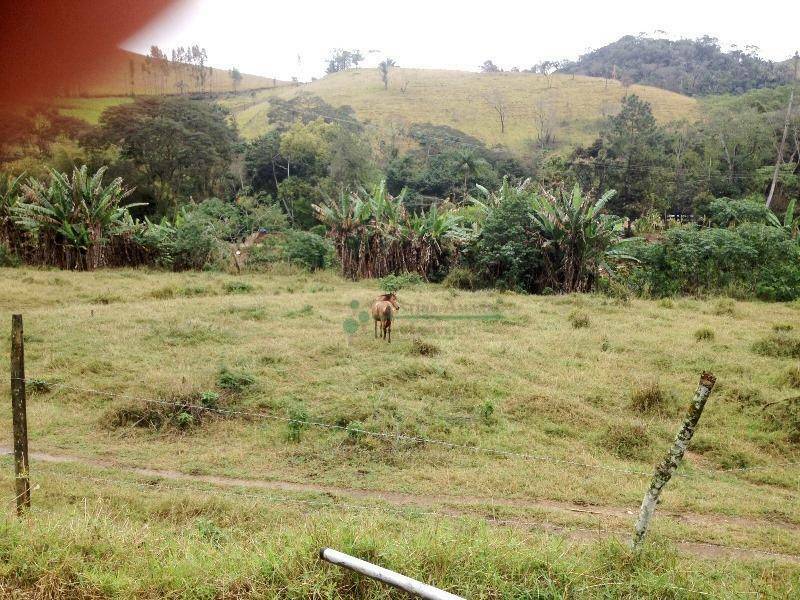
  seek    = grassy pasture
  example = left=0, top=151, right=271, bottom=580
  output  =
left=219, top=68, right=699, bottom=150
left=0, top=266, right=799, bottom=597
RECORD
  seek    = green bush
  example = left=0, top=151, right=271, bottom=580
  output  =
left=568, top=310, right=590, bottom=329
left=443, top=266, right=481, bottom=290
left=623, top=224, right=800, bottom=300
left=474, top=192, right=542, bottom=292
left=217, top=367, right=256, bottom=392
left=282, top=230, right=333, bottom=270
left=694, top=327, right=715, bottom=341
left=379, top=272, right=423, bottom=293
left=707, top=197, right=771, bottom=227
left=752, top=333, right=800, bottom=359
left=0, top=242, right=20, bottom=267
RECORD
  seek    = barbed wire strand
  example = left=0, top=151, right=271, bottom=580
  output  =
left=17, top=378, right=800, bottom=481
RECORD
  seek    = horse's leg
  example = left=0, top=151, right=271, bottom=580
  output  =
left=374, top=319, right=377, bottom=339
left=387, top=323, right=391, bottom=343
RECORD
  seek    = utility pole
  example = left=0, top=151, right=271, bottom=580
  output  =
left=766, top=52, right=799, bottom=208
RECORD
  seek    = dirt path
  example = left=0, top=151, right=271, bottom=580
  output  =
left=3, top=447, right=798, bottom=564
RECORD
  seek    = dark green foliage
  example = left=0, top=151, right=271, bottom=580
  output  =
left=474, top=192, right=541, bottom=292
left=282, top=230, right=333, bottom=270
left=91, top=97, right=238, bottom=216
left=707, top=198, right=771, bottom=227
left=624, top=224, right=800, bottom=300
left=571, top=95, right=668, bottom=218
left=217, top=367, right=256, bottom=393
left=287, top=405, right=308, bottom=442
left=559, top=35, right=791, bottom=95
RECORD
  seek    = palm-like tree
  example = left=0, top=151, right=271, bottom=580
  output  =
left=14, top=165, right=140, bottom=269
left=0, top=172, right=25, bottom=252
left=767, top=198, right=800, bottom=240
left=313, top=180, right=461, bottom=279
left=529, top=184, right=629, bottom=292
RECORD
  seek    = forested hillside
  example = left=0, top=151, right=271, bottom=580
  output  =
left=559, top=35, right=793, bottom=96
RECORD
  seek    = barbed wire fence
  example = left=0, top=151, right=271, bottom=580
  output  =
left=5, top=314, right=800, bottom=566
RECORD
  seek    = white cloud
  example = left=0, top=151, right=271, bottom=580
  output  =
left=124, top=0, right=799, bottom=81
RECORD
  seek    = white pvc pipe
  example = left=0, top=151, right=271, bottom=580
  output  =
left=319, top=547, right=466, bottom=600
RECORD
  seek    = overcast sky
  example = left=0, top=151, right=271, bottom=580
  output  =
left=124, top=0, right=800, bottom=81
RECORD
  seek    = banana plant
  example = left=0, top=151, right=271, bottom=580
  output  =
left=14, top=165, right=141, bottom=269
left=767, top=198, right=799, bottom=240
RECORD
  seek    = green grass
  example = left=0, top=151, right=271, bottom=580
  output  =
left=220, top=68, right=699, bottom=151
left=0, top=267, right=799, bottom=597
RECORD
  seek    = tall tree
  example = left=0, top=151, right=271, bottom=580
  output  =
left=325, top=49, right=364, bottom=74
left=766, top=52, right=799, bottom=208
left=229, top=67, right=243, bottom=92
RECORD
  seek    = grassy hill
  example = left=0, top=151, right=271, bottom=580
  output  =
left=0, top=267, right=798, bottom=596
left=220, top=68, right=699, bottom=151
left=62, top=48, right=288, bottom=98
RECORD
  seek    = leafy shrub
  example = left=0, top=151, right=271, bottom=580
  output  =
left=443, top=266, right=481, bottom=290
left=480, top=400, right=496, bottom=425
left=287, top=405, right=308, bottom=442
left=624, top=224, right=800, bottom=300
left=217, top=367, right=256, bottom=392
left=630, top=383, right=668, bottom=413
left=707, top=197, right=771, bottom=227
left=380, top=272, right=423, bottom=293
left=282, top=230, right=333, bottom=270
left=568, top=310, right=590, bottom=329
left=694, top=327, right=715, bottom=341
left=346, top=420, right=366, bottom=443
left=200, top=391, right=220, bottom=409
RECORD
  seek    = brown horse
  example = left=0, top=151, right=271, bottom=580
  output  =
left=371, top=293, right=400, bottom=342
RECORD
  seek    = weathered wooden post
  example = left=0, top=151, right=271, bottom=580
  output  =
left=632, top=371, right=716, bottom=549
left=10, top=314, right=31, bottom=515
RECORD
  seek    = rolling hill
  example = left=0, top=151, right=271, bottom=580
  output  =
left=218, top=67, right=699, bottom=152
left=57, top=48, right=288, bottom=98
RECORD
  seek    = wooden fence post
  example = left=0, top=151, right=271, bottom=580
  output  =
left=632, top=371, right=716, bottom=549
left=10, top=314, right=31, bottom=515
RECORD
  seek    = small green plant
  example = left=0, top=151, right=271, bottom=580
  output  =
left=175, top=411, right=194, bottom=429
left=773, top=323, right=794, bottom=332
left=200, top=391, right=220, bottom=409
left=694, top=327, right=715, bottom=341
left=195, top=518, right=226, bottom=547
left=658, top=298, right=674, bottom=309
left=217, top=367, right=256, bottom=392
left=91, top=292, right=121, bottom=305
left=752, top=334, right=800, bottom=359
left=287, top=405, right=308, bottom=442
left=346, top=420, right=366, bottom=443
left=630, top=382, right=667, bottom=413
left=0, top=243, right=20, bottom=267
left=568, top=310, right=590, bottom=329
left=480, top=400, right=496, bottom=425
left=224, top=281, right=254, bottom=294
left=26, top=379, right=51, bottom=393
left=601, top=337, right=610, bottom=352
